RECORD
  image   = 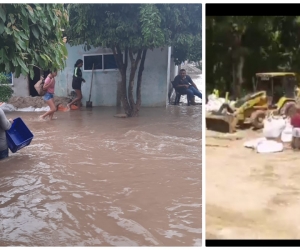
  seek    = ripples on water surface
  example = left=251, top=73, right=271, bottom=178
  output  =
left=0, top=106, right=202, bottom=246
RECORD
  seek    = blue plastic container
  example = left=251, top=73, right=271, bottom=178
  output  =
left=5, top=117, right=34, bottom=153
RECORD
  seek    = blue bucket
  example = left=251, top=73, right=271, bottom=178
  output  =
left=5, top=117, right=34, bottom=153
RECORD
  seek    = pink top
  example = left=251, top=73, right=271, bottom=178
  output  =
left=44, top=75, right=55, bottom=94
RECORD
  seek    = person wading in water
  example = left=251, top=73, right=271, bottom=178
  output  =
left=39, top=70, right=58, bottom=121
left=67, top=59, right=86, bottom=110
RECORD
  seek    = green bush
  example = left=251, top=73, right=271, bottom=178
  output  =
left=0, top=85, right=13, bottom=102
left=0, top=73, right=13, bottom=102
left=0, top=73, right=10, bottom=84
left=0, top=85, right=14, bottom=102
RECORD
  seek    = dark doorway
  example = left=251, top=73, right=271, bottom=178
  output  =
left=28, top=67, right=50, bottom=96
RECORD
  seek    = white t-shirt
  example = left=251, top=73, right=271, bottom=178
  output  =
left=0, top=108, right=12, bottom=151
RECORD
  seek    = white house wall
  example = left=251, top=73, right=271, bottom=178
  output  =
left=170, top=61, right=178, bottom=80
left=11, top=73, right=29, bottom=97
left=55, top=44, right=169, bottom=107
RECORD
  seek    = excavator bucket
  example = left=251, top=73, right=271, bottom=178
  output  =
left=206, top=112, right=237, bottom=133
left=205, top=91, right=267, bottom=133
left=206, top=102, right=238, bottom=133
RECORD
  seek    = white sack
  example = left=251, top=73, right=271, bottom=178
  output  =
left=256, top=140, right=284, bottom=154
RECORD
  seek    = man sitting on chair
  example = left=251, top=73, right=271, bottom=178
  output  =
left=173, top=69, right=202, bottom=105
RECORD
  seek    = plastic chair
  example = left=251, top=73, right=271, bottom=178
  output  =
left=171, top=81, right=190, bottom=106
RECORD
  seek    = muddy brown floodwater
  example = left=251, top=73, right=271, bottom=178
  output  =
left=206, top=129, right=300, bottom=239
left=0, top=106, right=201, bottom=246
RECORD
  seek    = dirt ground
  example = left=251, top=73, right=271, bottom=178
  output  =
left=7, top=96, right=72, bottom=108
left=206, top=128, right=300, bottom=239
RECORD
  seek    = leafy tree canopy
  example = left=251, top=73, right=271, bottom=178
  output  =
left=67, top=4, right=202, bottom=64
left=0, top=4, right=68, bottom=79
left=207, top=16, right=300, bottom=96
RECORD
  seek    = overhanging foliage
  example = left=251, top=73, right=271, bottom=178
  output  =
left=0, top=4, right=68, bottom=78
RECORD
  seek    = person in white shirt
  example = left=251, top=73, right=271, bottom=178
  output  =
left=0, top=108, right=13, bottom=160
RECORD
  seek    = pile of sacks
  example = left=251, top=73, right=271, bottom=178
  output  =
left=0, top=102, right=78, bottom=112
left=0, top=102, right=50, bottom=112
left=206, top=94, right=236, bottom=112
left=244, top=116, right=293, bottom=154
left=0, top=102, right=16, bottom=112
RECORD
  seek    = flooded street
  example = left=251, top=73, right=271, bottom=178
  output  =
left=0, top=106, right=201, bottom=246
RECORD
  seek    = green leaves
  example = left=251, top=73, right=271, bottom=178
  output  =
left=31, top=26, right=39, bottom=39
left=17, top=41, right=26, bottom=51
left=67, top=4, right=201, bottom=63
left=0, top=6, right=6, bottom=22
left=26, top=5, right=34, bottom=17
left=0, top=19, right=4, bottom=34
left=0, top=84, right=13, bottom=102
left=16, top=57, right=28, bottom=73
left=18, top=30, right=29, bottom=40
left=21, top=15, right=29, bottom=33
left=139, top=4, right=165, bottom=48
left=0, top=72, right=9, bottom=84
left=0, top=4, right=68, bottom=79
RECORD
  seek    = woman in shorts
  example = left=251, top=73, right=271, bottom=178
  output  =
left=67, top=59, right=85, bottom=110
left=39, top=70, right=58, bottom=121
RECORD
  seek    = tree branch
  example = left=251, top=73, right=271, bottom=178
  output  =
left=134, top=49, right=142, bottom=69
left=128, top=49, right=134, bottom=63
left=124, top=47, right=128, bottom=69
left=116, top=45, right=124, bottom=68
left=112, top=45, right=123, bottom=72
left=112, top=46, right=124, bottom=74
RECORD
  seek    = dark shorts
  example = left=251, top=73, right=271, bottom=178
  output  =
left=72, top=77, right=82, bottom=91
left=0, top=148, right=9, bottom=160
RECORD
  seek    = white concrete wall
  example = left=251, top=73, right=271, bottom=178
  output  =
left=55, top=44, right=169, bottom=107
left=170, top=61, right=178, bottom=80
left=11, top=44, right=170, bottom=107
left=11, top=74, right=29, bottom=97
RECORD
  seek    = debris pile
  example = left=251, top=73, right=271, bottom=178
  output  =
left=0, top=96, right=72, bottom=112
left=8, top=96, right=71, bottom=109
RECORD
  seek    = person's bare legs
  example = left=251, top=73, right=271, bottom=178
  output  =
left=67, top=89, right=82, bottom=110
left=49, top=104, right=59, bottom=120
left=49, top=111, right=57, bottom=120
left=40, top=98, right=56, bottom=120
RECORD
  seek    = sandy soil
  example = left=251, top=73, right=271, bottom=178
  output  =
left=7, top=96, right=72, bottom=109
left=206, top=128, right=300, bottom=239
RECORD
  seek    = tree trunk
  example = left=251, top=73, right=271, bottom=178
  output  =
left=116, top=80, right=122, bottom=107
left=230, top=32, right=244, bottom=99
left=236, top=56, right=244, bottom=98
left=120, top=69, right=131, bottom=115
left=112, top=46, right=148, bottom=117
left=115, top=53, right=122, bottom=107
left=128, top=49, right=142, bottom=117
left=112, top=46, right=131, bottom=116
left=134, top=49, right=147, bottom=115
left=231, top=63, right=237, bottom=99
left=231, top=56, right=244, bottom=99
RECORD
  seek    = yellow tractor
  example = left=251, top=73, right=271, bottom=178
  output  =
left=206, top=72, right=298, bottom=133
